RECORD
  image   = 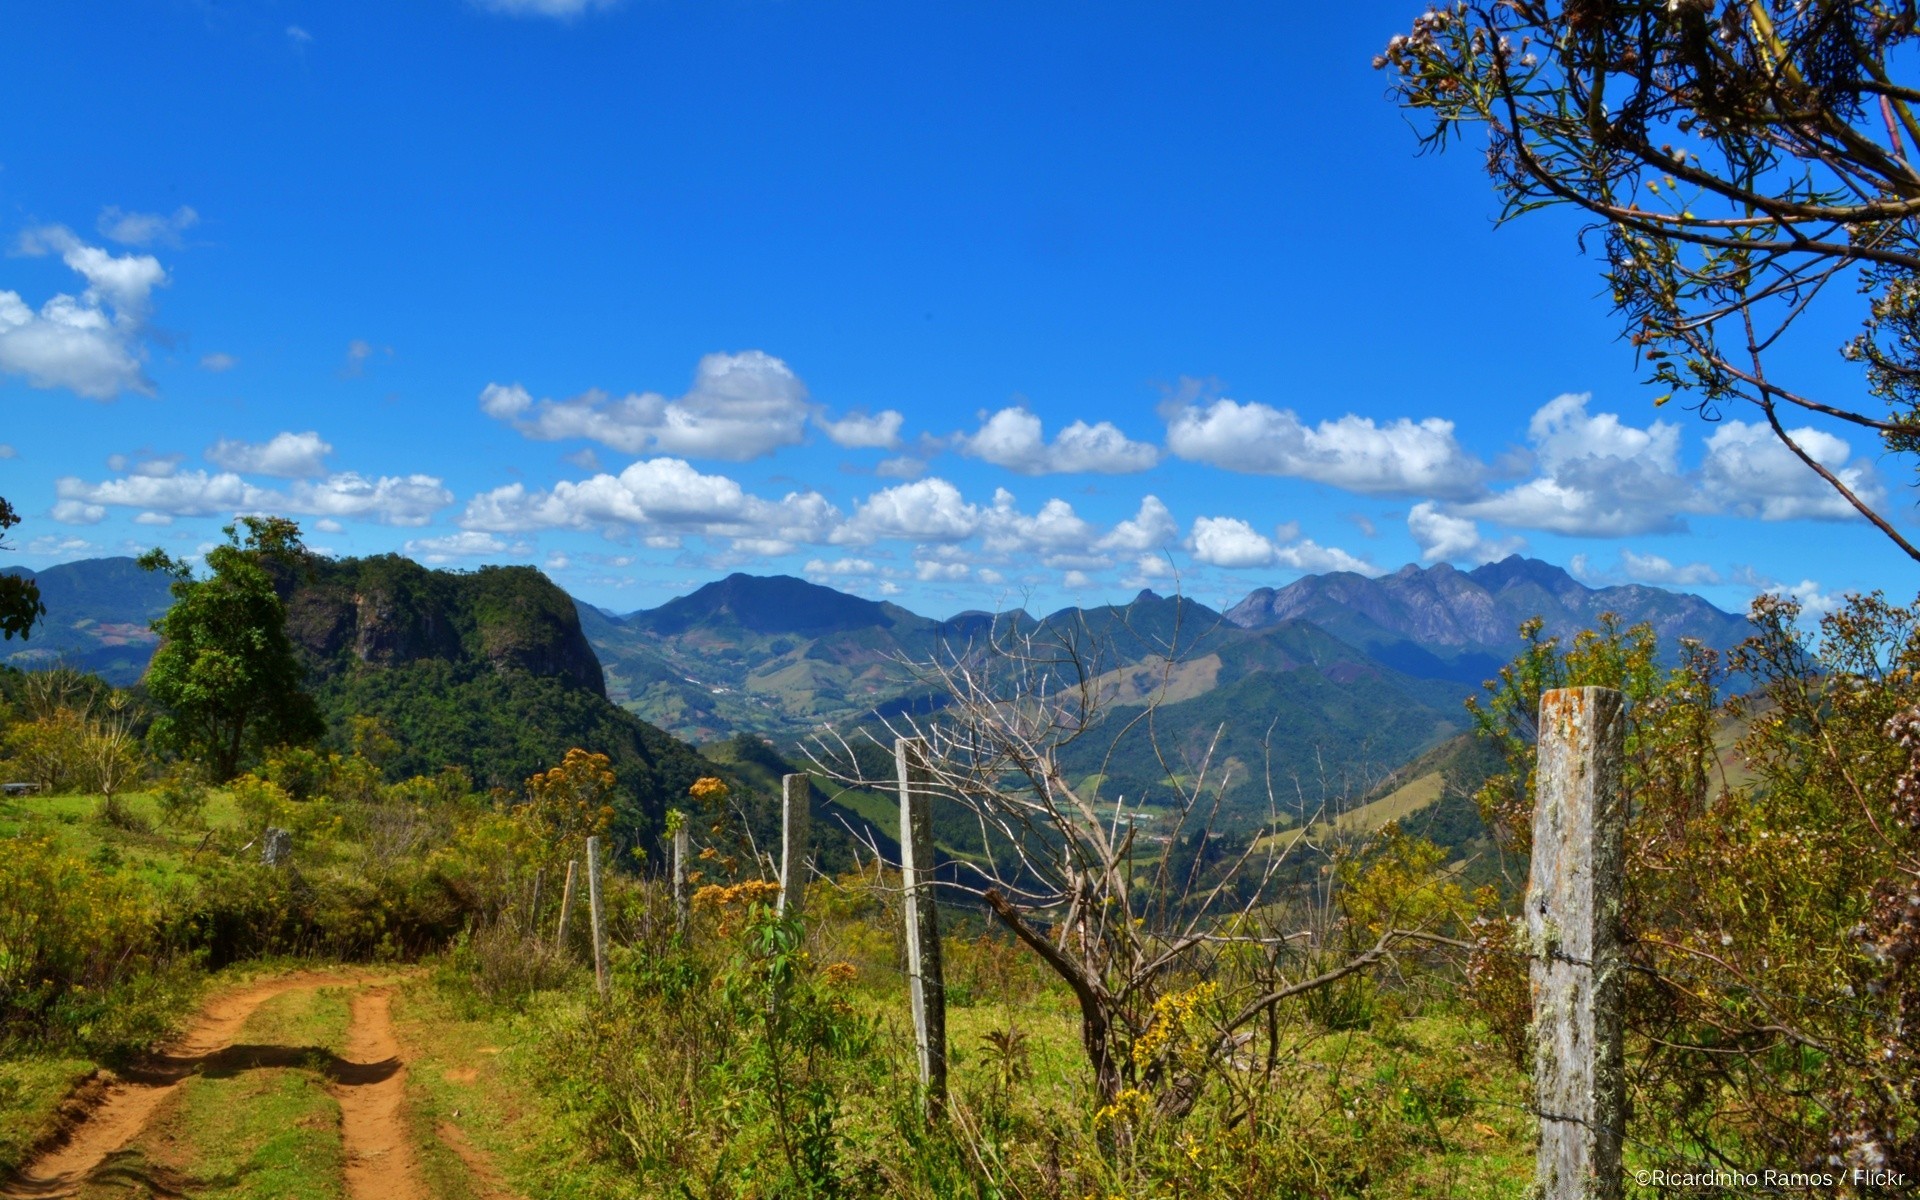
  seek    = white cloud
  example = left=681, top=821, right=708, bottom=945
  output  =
left=834, top=477, right=980, bottom=544
left=473, top=0, right=617, bottom=16
left=96, top=205, right=198, bottom=248
left=1, top=226, right=167, bottom=399
left=1701, top=420, right=1882, bottom=521
left=461, top=457, right=839, bottom=544
left=544, top=551, right=570, bottom=571
left=1272, top=538, right=1380, bottom=576
left=804, top=557, right=879, bottom=579
left=917, top=560, right=970, bottom=582
left=0, top=444, right=14, bottom=459
left=1772, top=579, right=1843, bottom=620
left=50, top=500, right=105, bottom=525
left=57, top=468, right=452, bottom=526
left=1097, top=495, right=1178, bottom=553
left=132, top=512, right=172, bottom=526
left=106, top=452, right=180, bottom=477
left=1616, top=550, right=1720, bottom=587
left=1455, top=393, right=1697, bottom=536
left=1186, top=514, right=1375, bottom=574
left=314, top=518, right=345, bottom=534
left=26, top=535, right=97, bottom=558
left=1165, top=398, right=1483, bottom=497
left=286, top=24, right=313, bottom=44
left=200, top=352, right=237, bottom=373
left=958, top=407, right=1158, bottom=475
left=206, top=431, right=333, bottom=478
left=817, top=409, right=905, bottom=450
left=480, top=350, right=811, bottom=461
left=562, top=447, right=602, bottom=472
left=980, top=490, right=1100, bottom=563
left=875, top=455, right=927, bottom=479
left=1407, top=501, right=1523, bottom=565
left=285, top=474, right=450, bottom=526
left=1187, top=516, right=1279, bottom=568
left=404, top=531, right=527, bottom=563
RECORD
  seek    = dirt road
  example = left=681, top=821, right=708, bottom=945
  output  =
left=1, top=971, right=516, bottom=1200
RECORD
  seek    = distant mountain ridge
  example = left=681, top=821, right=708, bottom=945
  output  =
left=7, top=555, right=1751, bottom=806
left=1224, top=557, right=1752, bottom=682
left=1, top=557, right=174, bottom=684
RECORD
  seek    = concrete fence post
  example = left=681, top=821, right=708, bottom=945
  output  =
left=586, top=835, right=609, bottom=1002
left=1529, top=686, right=1627, bottom=1200
left=896, top=736, right=947, bottom=1117
left=672, top=821, right=690, bottom=937
left=778, top=773, right=812, bottom=921
left=555, top=859, right=578, bottom=952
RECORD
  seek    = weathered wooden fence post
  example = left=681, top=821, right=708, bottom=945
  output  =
left=528, top=867, right=544, bottom=935
left=778, top=773, right=811, bottom=921
left=555, top=858, right=579, bottom=952
left=586, top=836, right=609, bottom=1002
left=1529, top=687, right=1627, bottom=1200
left=672, top=821, right=690, bottom=937
left=895, top=736, right=947, bottom=1117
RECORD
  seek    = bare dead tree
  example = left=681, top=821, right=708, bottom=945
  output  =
left=808, top=601, right=1465, bottom=1111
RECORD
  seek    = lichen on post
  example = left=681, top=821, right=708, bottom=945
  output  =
left=1528, top=686, right=1627, bottom=1200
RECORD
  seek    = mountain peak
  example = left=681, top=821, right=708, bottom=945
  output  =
left=630, top=573, right=904, bottom=638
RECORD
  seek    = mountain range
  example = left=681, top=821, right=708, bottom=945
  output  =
left=4, top=553, right=1753, bottom=823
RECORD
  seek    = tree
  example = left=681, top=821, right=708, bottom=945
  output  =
left=139, top=516, right=324, bottom=781
left=810, top=611, right=1466, bottom=1113
left=0, top=497, right=46, bottom=641
left=1380, top=2, right=1920, bottom=560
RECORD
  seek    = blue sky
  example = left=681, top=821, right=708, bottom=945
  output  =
left=0, top=0, right=1907, bottom=620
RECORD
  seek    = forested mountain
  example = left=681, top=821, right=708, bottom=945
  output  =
left=8, top=553, right=1752, bottom=831
left=273, top=554, right=712, bottom=854
left=0, top=557, right=172, bottom=684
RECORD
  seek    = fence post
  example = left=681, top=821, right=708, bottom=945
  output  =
left=673, top=821, right=690, bottom=937
left=528, top=867, right=544, bottom=936
left=778, top=773, right=811, bottom=921
left=1529, top=687, right=1627, bottom=1200
left=896, top=736, right=947, bottom=1117
left=586, top=836, right=609, bottom=1002
left=555, top=859, right=578, bottom=952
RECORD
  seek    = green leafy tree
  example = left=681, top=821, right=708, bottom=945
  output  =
left=1381, top=2, right=1920, bottom=561
left=138, top=516, right=324, bottom=781
left=0, top=496, right=46, bottom=641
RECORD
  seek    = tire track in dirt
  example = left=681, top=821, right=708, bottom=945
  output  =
left=331, top=988, right=426, bottom=1200
left=0, top=970, right=370, bottom=1199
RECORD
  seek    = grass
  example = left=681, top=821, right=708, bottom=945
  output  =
left=61, top=986, right=353, bottom=1200
left=0, top=788, right=242, bottom=895
left=0, top=1052, right=95, bottom=1177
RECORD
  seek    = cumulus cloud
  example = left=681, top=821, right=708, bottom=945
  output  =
left=1165, top=398, right=1484, bottom=497
left=404, top=531, right=528, bottom=563
left=96, top=205, right=198, bottom=248
left=206, top=431, right=333, bottom=478
left=480, top=351, right=811, bottom=461
left=957, top=407, right=1159, bottom=475
left=1097, top=496, right=1179, bottom=553
left=461, top=457, right=839, bottom=544
left=1622, top=550, right=1719, bottom=587
left=1, top=226, right=167, bottom=399
left=875, top=455, right=927, bottom=479
left=57, top=468, right=452, bottom=526
left=804, top=557, right=880, bottom=579
left=50, top=500, right=105, bottom=525
left=1186, top=515, right=1376, bottom=574
left=834, top=477, right=980, bottom=544
left=1407, top=501, right=1524, bottom=565
left=1700, top=420, right=1883, bottom=521
left=1454, top=393, right=1697, bottom=536
left=817, top=409, right=905, bottom=450
left=1187, top=517, right=1279, bottom=569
